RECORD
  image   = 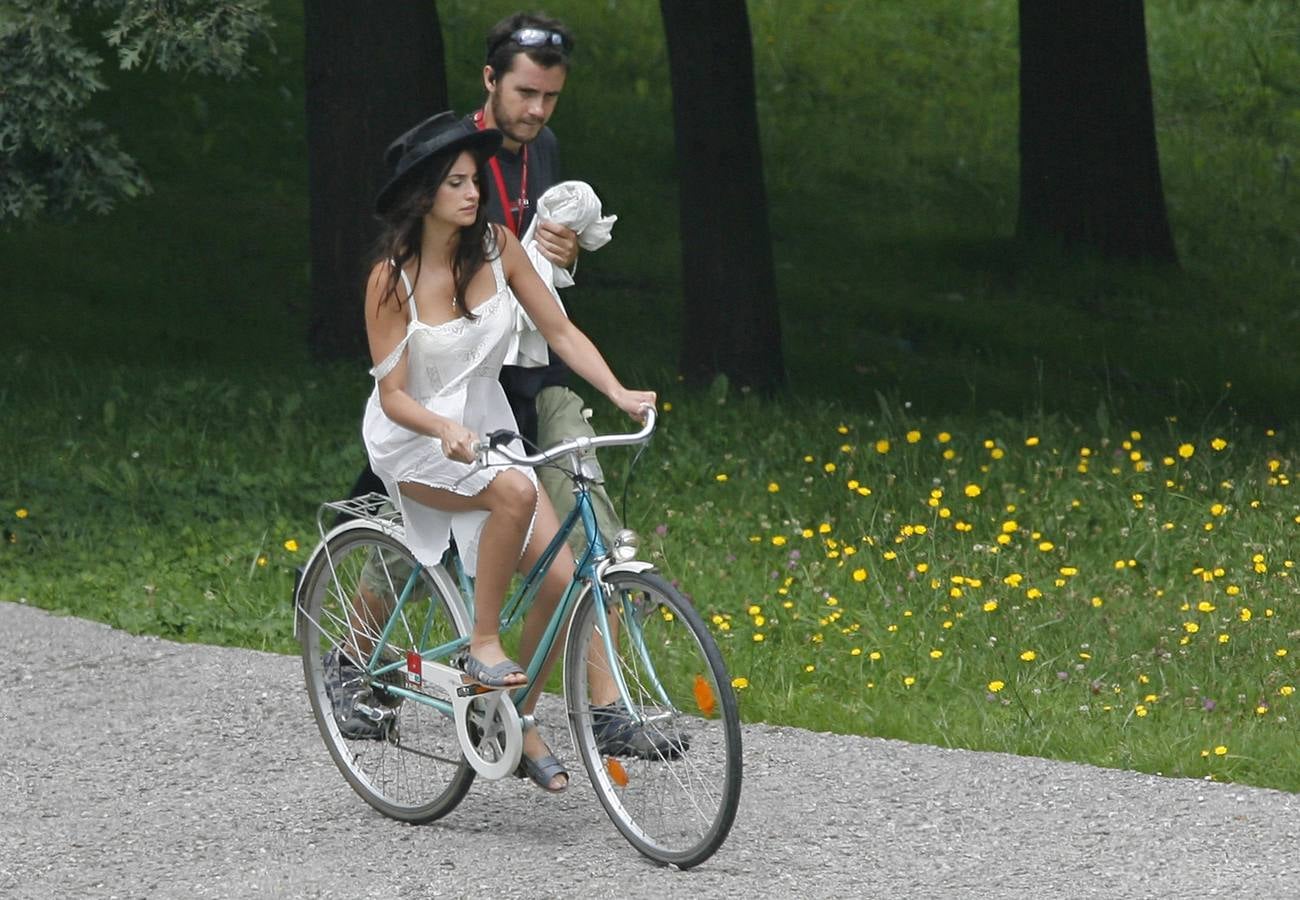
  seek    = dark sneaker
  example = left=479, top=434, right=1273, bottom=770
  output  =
left=591, top=703, right=690, bottom=760
left=322, top=648, right=395, bottom=741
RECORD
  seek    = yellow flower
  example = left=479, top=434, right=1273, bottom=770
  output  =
left=1019, top=650, right=1037, bottom=662
left=1178, top=443, right=1195, bottom=459
left=903, top=676, right=916, bottom=686
left=804, top=664, right=816, bottom=673
left=852, top=568, right=868, bottom=583
left=257, top=555, right=268, bottom=568
left=1211, top=438, right=1227, bottom=451
left=823, top=462, right=837, bottom=473
left=836, top=424, right=849, bottom=435
left=767, top=482, right=780, bottom=493
left=875, top=439, right=891, bottom=454
left=1197, top=601, right=1216, bottom=613
left=1209, top=503, right=1224, bottom=516
left=1003, top=573, right=1023, bottom=587
left=1214, top=745, right=1228, bottom=756
left=988, top=680, right=1005, bottom=693
left=1277, top=648, right=1289, bottom=658
left=731, top=676, right=749, bottom=689
left=283, top=539, right=299, bottom=553
left=1025, top=436, right=1040, bottom=447
left=937, top=432, right=951, bottom=443
left=715, top=473, right=729, bottom=482
left=771, top=535, right=787, bottom=547
left=752, top=633, right=765, bottom=642
left=662, top=402, right=673, bottom=412
left=964, top=483, right=981, bottom=498
left=983, top=600, right=998, bottom=613
left=1183, top=621, right=1200, bottom=634
left=1280, top=685, right=1295, bottom=697
left=929, top=649, right=943, bottom=659
left=15, top=508, right=28, bottom=519
left=906, top=430, right=922, bottom=443
left=1135, top=705, right=1148, bottom=718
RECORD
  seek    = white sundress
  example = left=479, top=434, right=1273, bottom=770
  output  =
left=361, top=244, right=537, bottom=572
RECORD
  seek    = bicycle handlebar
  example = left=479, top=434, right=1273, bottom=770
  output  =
left=472, top=405, right=657, bottom=468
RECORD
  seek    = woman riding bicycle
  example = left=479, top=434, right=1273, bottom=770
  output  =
left=356, top=111, right=654, bottom=792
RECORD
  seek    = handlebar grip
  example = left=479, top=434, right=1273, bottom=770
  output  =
left=486, top=429, right=518, bottom=449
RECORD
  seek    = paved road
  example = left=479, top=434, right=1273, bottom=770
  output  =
left=3, top=601, right=1298, bottom=899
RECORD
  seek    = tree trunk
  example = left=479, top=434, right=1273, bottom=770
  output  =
left=1016, top=0, right=1177, bottom=262
left=660, top=0, right=784, bottom=392
left=304, top=1, right=448, bottom=360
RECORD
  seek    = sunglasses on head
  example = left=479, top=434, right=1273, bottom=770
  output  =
left=490, top=27, right=573, bottom=58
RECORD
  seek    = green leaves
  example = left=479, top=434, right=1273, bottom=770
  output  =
left=0, top=0, right=272, bottom=223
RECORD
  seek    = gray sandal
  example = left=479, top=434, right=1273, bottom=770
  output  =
left=516, top=716, right=569, bottom=793
left=459, top=653, right=529, bottom=689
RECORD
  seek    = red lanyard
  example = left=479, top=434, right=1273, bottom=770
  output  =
left=474, top=108, right=528, bottom=235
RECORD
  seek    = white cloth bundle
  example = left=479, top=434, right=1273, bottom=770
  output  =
left=504, top=180, right=618, bottom=368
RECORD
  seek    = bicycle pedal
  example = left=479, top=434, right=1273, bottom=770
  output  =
left=353, top=701, right=397, bottom=725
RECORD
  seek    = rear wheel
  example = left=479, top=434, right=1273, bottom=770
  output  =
left=564, top=569, right=742, bottom=868
left=297, top=524, right=475, bottom=822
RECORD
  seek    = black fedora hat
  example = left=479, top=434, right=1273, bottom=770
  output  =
left=375, top=111, right=503, bottom=214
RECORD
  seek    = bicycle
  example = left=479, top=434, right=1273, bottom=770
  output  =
left=293, top=408, right=742, bottom=868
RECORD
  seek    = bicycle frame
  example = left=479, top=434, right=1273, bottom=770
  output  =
left=325, top=453, right=645, bottom=723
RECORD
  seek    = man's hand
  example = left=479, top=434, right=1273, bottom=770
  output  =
left=534, top=220, right=579, bottom=269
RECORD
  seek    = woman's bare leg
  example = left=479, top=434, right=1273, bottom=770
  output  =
left=399, top=471, right=536, bottom=687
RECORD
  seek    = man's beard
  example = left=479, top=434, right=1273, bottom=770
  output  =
left=490, top=95, right=541, bottom=147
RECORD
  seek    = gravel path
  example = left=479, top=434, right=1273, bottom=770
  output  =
left=3, top=600, right=1297, bottom=899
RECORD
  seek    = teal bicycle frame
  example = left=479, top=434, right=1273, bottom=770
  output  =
left=351, top=467, right=642, bottom=722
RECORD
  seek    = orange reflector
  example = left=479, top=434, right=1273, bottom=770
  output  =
left=607, top=757, right=629, bottom=787
left=693, top=674, right=717, bottom=716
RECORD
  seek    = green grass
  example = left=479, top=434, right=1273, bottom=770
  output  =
left=2, top=0, right=1299, bottom=792
left=4, top=354, right=1298, bottom=790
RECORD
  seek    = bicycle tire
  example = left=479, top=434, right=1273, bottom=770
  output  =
left=297, top=523, right=476, bottom=823
left=563, top=568, right=742, bottom=868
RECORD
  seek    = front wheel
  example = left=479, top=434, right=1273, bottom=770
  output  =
left=563, top=569, right=742, bottom=868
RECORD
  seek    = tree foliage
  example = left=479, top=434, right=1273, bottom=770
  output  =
left=0, top=0, right=272, bottom=222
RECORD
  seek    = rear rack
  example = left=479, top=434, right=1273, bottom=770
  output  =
left=314, top=491, right=403, bottom=539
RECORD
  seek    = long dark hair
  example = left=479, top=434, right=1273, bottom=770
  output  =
left=370, top=143, right=500, bottom=319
